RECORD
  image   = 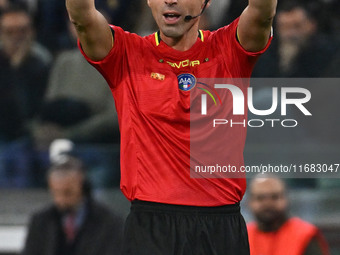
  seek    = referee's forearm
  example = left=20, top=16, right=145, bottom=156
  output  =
left=65, top=0, right=113, bottom=64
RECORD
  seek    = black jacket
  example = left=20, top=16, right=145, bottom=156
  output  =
left=22, top=199, right=123, bottom=255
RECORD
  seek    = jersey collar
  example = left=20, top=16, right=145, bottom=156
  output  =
left=155, top=30, right=204, bottom=47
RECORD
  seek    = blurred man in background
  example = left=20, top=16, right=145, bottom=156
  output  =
left=34, top=0, right=141, bottom=53
left=252, top=1, right=336, bottom=78
left=247, top=176, right=329, bottom=255
left=0, top=5, right=51, bottom=141
left=22, top=155, right=123, bottom=255
left=32, top=19, right=119, bottom=150
left=0, top=0, right=8, bottom=13
left=0, top=5, right=52, bottom=188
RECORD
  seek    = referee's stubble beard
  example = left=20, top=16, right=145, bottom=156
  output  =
left=147, top=0, right=205, bottom=42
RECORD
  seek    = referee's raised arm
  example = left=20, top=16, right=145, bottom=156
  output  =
left=238, top=0, right=277, bottom=52
left=66, top=0, right=113, bottom=61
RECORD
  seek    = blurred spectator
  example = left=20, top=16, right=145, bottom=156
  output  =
left=0, top=5, right=51, bottom=142
left=252, top=2, right=336, bottom=78
left=247, top=2, right=340, bottom=145
left=221, top=0, right=247, bottom=27
left=34, top=0, right=70, bottom=53
left=22, top=155, right=123, bottom=255
left=34, top=0, right=141, bottom=53
left=0, top=138, right=50, bottom=187
left=95, top=0, right=141, bottom=32
left=327, top=0, right=340, bottom=37
left=0, top=0, right=8, bottom=13
left=323, top=46, right=340, bottom=77
left=205, top=0, right=231, bottom=29
left=32, top=20, right=119, bottom=150
left=215, top=0, right=334, bottom=35
left=247, top=176, right=330, bottom=255
left=0, top=137, right=120, bottom=189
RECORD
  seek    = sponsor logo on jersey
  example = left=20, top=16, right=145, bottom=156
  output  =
left=167, top=60, right=201, bottom=69
left=178, top=73, right=197, bottom=91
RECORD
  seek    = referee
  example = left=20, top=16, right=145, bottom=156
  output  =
left=65, top=0, right=277, bottom=254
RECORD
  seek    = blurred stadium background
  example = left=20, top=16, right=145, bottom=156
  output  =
left=0, top=0, right=339, bottom=254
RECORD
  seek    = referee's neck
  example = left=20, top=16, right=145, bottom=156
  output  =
left=159, top=25, right=200, bottom=51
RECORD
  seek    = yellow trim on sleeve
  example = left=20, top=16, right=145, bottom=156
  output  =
left=236, top=28, right=241, bottom=43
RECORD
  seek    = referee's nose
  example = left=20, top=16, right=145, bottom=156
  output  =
left=165, top=0, right=178, bottom=5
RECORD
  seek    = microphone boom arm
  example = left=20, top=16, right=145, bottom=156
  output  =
left=184, top=0, right=209, bottom=21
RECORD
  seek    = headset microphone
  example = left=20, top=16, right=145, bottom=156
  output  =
left=184, top=0, right=209, bottom=22
left=184, top=14, right=200, bottom=21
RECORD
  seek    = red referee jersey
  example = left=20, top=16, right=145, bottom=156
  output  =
left=79, top=18, right=272, bottom=206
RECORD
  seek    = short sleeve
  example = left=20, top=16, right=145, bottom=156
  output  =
left=213, top=17, right=273, bottom=77
left=77, top=25, right=127, bottom=90
left=223, top=17, right=272, bottom=56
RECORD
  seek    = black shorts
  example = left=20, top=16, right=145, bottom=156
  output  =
left=122, top=200, right=250, bottom=255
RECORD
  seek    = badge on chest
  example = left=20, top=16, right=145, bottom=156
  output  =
left=178, top=73, right=196, bottom=91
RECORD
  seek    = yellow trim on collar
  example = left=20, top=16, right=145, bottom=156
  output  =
left=155, top=32, right=160, bottom=46
left=155, top=30, right=204, bottom=45
left=199, top=30, right=204, bottom=42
